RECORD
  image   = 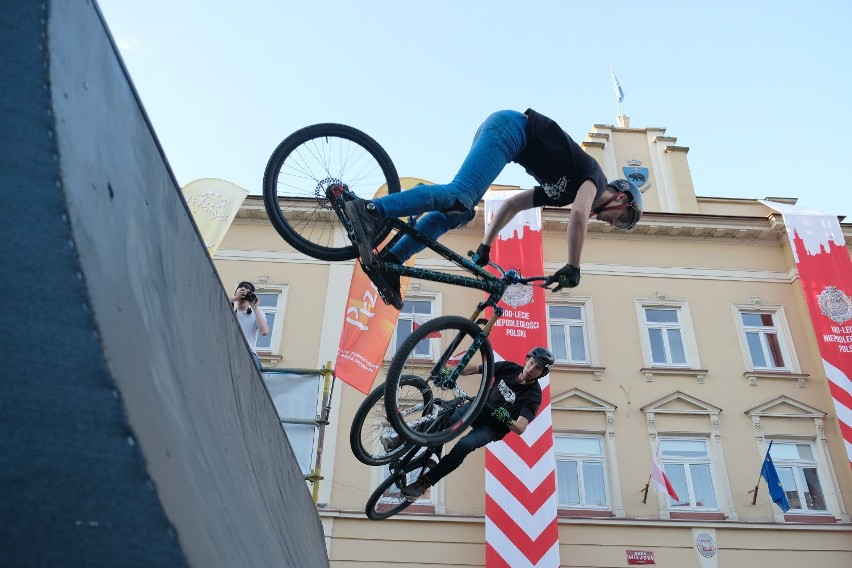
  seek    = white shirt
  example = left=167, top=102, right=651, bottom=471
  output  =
left=235, top=307, right=261, bottom=353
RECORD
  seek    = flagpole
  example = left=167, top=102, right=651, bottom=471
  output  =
left=610, top=65, right=621, bottom=117
left=610, top=65, right=627, bottom=127
left=641, top=474, right=651, bottom=504
left=749, top=441, right=773, bottom=505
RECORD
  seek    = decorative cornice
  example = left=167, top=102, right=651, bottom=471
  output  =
left=745, top=396, right=825, bottom=417
left=640, top=367, right=709, bottom=384
left=234, top=196, right=852, bottom=245
left=553, top=363, right=606, bottom=381
left=743, top=370, right=809, bottom=388
left=640, top=391, right=722, bottom=414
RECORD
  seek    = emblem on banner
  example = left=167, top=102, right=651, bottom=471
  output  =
left=623, top=159, right=651, bottom=192
left=502, top=282, right=534, bottom=308
left=818, top=286, right=852, bottom=324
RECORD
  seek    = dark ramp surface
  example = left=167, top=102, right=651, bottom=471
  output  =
left=0, top=1, right=329, bottom=566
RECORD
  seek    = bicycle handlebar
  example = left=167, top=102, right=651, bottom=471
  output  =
left=467, top=250, right=550, bottom=287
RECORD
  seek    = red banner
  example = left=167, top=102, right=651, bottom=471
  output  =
left=766, top=202, right=852, bottom=468
left=334, top=178, right=432, bottom=394
left=483, top=191, right=560, bottom=567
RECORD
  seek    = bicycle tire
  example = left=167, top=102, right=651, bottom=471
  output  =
left=385, top=315, right=494, bottom=447
left=350, top=375, right=431, bottom=466
left=365, top=454, right=432, bottom=521
left=262, top=123, right=401, bottom=261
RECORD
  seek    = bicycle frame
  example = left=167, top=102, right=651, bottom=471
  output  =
left=331, top=187, right=545, bottom=390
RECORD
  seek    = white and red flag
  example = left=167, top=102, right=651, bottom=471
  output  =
left=483, top=190, right=560, bottom=568
left=412, top=313, right=442, bottom=338
left=650, top=447, right=679, bottom=501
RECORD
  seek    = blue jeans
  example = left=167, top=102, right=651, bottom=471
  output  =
left=372, top=110, right=528, bottom=261
left=426, top=403, right=503, bottom=484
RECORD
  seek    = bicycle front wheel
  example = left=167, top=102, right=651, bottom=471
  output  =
left=385, top=316, right=495, bottom=447
left=263, top=123, right=401, bottom=261
left=350, top=375, right=431, bottom=466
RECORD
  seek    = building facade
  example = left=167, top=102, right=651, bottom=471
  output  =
left=213, top=121, right=852, bottom=567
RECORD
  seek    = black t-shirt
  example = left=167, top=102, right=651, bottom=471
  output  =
left=481, top=361, right=542, bottom=435
left=513, top=108, right=607, bottom=207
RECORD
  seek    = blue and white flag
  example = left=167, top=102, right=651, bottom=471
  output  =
left=611, top=68, right=625, bottom=104
left=760, top=444, right=791, bottom=513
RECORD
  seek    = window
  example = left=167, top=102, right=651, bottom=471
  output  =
left=643, top=308, right=687, bottom=366
left=740, top=312, right=787, bottom=370
left=254, top=291, right=280, bottom=352
left=554, top=436, right=608, bottom=508
left=660, top=439, right=718, bottom=510
left=388, top=299, right=435, bottom=359
left=770, top=442, right=828, bottom=512
left=548, top=305, right=588, bottom=364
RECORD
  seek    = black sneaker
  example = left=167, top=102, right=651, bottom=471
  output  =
left=344, top=198, right=381, bottom=264
left=401, top=474, right=431, bottom=501
left=380, top=430, right=403, bottom=453
left=363, top=266, right=403, bottom=310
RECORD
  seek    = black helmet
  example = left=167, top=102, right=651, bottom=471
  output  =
left=605, top=179, right=644, bottom=229
left=526, top=346, right=555, bottom=376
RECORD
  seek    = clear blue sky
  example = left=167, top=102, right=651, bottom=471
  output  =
left=98, top=0, right=851, bottom=218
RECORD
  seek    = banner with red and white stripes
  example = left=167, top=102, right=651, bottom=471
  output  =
left=764, top=201, right=852, bottom=469
left=483, top=191, right=560, bottom=567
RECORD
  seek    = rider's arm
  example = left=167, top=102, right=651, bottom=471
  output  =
left=565, top=180, right=596, bottom=267
left=460, top=364, right=482, bottom=376
left=480, top=189, right=537, bottom=247
left=508, top=415, right=530, bottom=435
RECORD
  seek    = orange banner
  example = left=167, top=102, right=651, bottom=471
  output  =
left=335, top=178, right=433, bottom=394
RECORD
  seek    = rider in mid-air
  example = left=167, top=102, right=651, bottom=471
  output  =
left=345, top=108, right=644, bottom=309
left=396, top=346, right=555, bottom=500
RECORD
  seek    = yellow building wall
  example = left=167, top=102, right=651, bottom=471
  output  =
left=213, top=120, right=852, bottom=567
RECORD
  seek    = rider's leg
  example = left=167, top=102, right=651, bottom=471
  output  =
left=425, top=422, right=499, bottom=484
left=401, top=421, right=499, bottom=499
left=373, top=109, right=527, bottom=224
left=388, top=209, right=476, bottom=262
left=346, top=110, right=527, bottom=263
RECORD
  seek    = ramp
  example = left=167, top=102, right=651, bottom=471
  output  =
left=0, top=1, right=329, bottom=566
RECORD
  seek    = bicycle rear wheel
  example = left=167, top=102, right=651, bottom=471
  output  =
left=350, top=375, right=431, bottom=466
left=365, top=454, right=432, bottom=521
left=385, top=316, right=494, bottom=447
left=263, top=123, right=401, bottom=261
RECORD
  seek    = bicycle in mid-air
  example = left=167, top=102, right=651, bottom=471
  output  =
left=263, top=123, right=557, bottom=518
left=263, top=123, right=552, bottom=469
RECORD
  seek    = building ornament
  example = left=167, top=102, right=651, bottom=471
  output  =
left=815, top=418, right=826, bottom=441
left=606, top=411, right=615, bottom=438
left=751, top=415, right=762, bottom=440
left=646, top=412, right=657, bottom=439
left=710, top=413, right=721, bottom=441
